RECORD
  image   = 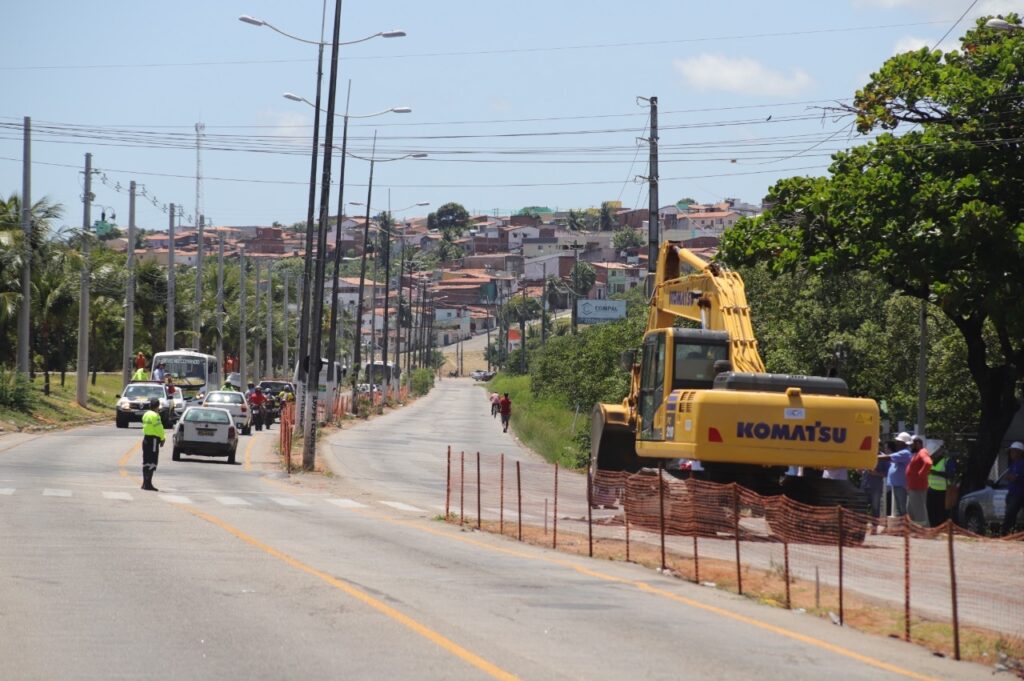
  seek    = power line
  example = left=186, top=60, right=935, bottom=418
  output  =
left=0, top=21, right=953, bottom=72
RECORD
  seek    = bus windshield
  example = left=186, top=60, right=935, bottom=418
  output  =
left=155, top=355, right=207, bottom=387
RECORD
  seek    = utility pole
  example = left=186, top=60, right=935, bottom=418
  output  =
left=166, top=203, right=176, bottom=351
left=283, top=269, right=290, bottom=377
left=17, top=117, right=31, bottom=374
left=193, top=213, right=204, bottom=346
left=254, top=257, right=262, bottom=380
left=326, top=79, right=352, bottom=388
left=75, top=152, right=92, bottom=407
left=303, top=0, right=344, bottom=471
left=395, top=221, right=405, bottom=387
left=216, top=232, right=225, bottom=377
left=917, top=300, right=927, bottom=435
left=381, top=192, right=392, bottom=388
left=352, top=133, right=378, bottom=412
left=266, top=267, right=273, bottom=376
left=239, top=248, right=247, bottom=389
left=121, top=181, right=137, bottom=386
left=541, top=260, right=547, bottom=347
left=645, top=95, right=659, bottom=298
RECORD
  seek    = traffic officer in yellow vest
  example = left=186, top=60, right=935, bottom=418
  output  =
left=131, top=366, right=148, bottom=381
left=140, top=398, right=165, bottom=491
left=926, top=450, right=957, bottom=525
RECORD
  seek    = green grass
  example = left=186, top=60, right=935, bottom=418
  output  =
left=0, top=372, right=122, bottom=431
left=487, top=374, right=588, bottom=469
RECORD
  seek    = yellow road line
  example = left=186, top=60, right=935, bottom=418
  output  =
left=117, top=442, right=141, bottom=480
left=182, top=505, right=520, bottom=681
left=357, top=511, right=941, bottom=681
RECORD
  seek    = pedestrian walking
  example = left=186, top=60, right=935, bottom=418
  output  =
left=906, top=434, right=932, bottom=525
left=499, top=393, right=512, bottom=433
left=489, top=392, right=500, bottom=418
left=884, top=432, right=914, bottom=517
left=1000, top=441, right=1024, bottom=536
left=140, top=398, right=165, bottom=492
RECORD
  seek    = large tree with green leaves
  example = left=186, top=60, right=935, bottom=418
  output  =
left=612, top=227, right=643, bottom=252
left=720, top=16, right=1024, bottom=490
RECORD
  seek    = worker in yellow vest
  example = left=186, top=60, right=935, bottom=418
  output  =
left=927, top=451, right=956, bottom=526
left=131, top=366, right=149, bottom=381
left=140, top=398, right=166, bottom=491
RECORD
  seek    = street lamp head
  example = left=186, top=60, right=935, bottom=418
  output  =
left=390, top=107, right=412, bottom=114
left=381, top=30, right=407, bottom=38
left=350, top=201, right=366, bottom=206
left=282, top=92, right=303, bottom=102
left=985, top=18, right=1021, bottom=31
left=410, top=153, right=428, bottom=159
left=238, top=15, right=264, bottom=26
left=415, top=202, right=430, bottom=206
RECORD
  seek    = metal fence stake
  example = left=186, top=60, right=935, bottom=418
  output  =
left=838, top=506, right=845, bottom=626
left=445, top=445, right=451, bottom=519
left=460, top=450, right=465, bottom=526
left=587, top=466, right=593, bottom=558
left=783, top=538, right=791, bottom=609
left=476, top=451, right=481, bottom=530
left=733, top=484, right=742, bottom=595
left=948, top=521, right=961, bottom=660
left=659, top=462, right=666, bottom=571
left=553, top=463, right=559, bottom=549
left=516, top=461, right=522, bottom=541
left=624, top=473, right=631, bottom=562
left=499, top=453, right=505, bottom=534
left=904, top=517, right=911, bottom=642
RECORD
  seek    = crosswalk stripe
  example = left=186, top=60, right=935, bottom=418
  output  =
left=0, top=488, right=14, bottom=495
left=159, top=494, right=192, bottom=504
left=215, top=496, right=251, bottom=506
left=102, top=491, right=133, bottom=501
left=379, top=501, right=425, bottom=513
left=43, top=488, right=71, bottom=497
left=270, top=497, right=308, bottom=508
left=326, top=498, right=368, bottom=509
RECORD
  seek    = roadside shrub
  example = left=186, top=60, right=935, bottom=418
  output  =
left=411, top=368, right=434, bottom=396
left=0, top=367, right=33, bottom=410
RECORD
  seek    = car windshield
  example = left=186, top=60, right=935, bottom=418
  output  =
left=123, top=385, right=165, bottom=400
left=207, top=393, right=243, bottom=404
left=184, top=408, right=230, bottom=424
left=260, top=382, right=291, bottom=393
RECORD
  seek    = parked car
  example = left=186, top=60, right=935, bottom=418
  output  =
left=115, top=382, right=172, bottom=428
left=172, top=406, right=238, bottom=464
left=201, top=390, right=252, bottom=435
left=471, top=370, right=495, bottom=381
left=958, top=471, right=1024, bottom=535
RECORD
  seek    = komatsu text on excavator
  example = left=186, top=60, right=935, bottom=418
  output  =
left=592, top=242, right=879, bottom=509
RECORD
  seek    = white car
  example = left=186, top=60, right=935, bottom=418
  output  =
left=172, top=406, right=238, bottom=464
left=115, top=382, right=172, bottom=428
left=201, top=391, right=252, bottom=435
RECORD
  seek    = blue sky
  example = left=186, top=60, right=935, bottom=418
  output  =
left=1, top=0, right=1019, bottom=231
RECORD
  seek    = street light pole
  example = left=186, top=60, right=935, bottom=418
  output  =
left=17, top=116, right=31, bottom=375
left=76, top=153, right=92, bottom=407
left=121, top=181, right=136, bottom=387
left=302, top=0, right=344, bottom=471
left=352, top=133, right=377, bottom=414
left=326, top=80, right=352, bottom=390
left=166, top=204, right=176, bottom=351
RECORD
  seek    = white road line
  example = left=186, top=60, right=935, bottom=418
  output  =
left=270, top=497, right=308, bottom=508
left=326, top=498, right=368, bottom=509
left=0, top=488, right=15, bottom=495
left=43, top=488, right=71, bottom=497
left=215, top=496, right=251, bottom=506
left=379, top=501, right=425, bottom=513
left=159, top=494, right=192, bottom=504
left=102, top=491, right=133, bottom=501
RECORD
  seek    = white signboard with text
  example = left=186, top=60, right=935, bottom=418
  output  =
left=577, top=299, right=626, bottom=324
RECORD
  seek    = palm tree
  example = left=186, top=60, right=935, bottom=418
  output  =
left=504, top=295, right=542, bottom=373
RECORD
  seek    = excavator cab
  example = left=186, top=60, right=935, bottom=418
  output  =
left=638, top=328, right=730, bottom=441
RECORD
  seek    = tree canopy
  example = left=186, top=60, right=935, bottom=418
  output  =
left=719, top=16, right=1024, bottom=489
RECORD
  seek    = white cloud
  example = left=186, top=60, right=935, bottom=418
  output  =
left=893, top=35, right=931, bottom=53
left=258, top=109, right=309, bottom=141
left=673, top=54, right=813, bottom=96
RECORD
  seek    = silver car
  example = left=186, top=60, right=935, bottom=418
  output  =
left=958, top=472, right=1023, bottom=535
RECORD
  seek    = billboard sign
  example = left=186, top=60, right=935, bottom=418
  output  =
left=577, top=299, right=626, bottom=324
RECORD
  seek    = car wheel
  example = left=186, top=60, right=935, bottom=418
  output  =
left=116, top=413, right=128, bottom=429
left=172, top=447, right=181, bottom=462
left=964, top=507, right=986, bottom=535
left=228, top=448, right=236, bottom=465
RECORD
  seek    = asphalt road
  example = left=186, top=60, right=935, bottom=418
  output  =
left=0, top=397, right=992, bottom=680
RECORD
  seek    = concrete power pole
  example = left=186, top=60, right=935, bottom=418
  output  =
left=254, top=258, right=261, bottom=380
left=166, top=203, right=176, bottom=351
left=75, top=152, right=92, bottom=407
left=266, top=267, right=273, bottom=376
left=17, top=117, right=31, bottom=374
left=282, top=269, right=290, bottom=378
left=193, top=213, right=204, bottom=347
left=239, top=248, right=247, bottom=390
left=121, top=181, right=137, bottom=386
left=646, top=95, right=659, bottom=298
left=216, top=233, right=225, bottom=377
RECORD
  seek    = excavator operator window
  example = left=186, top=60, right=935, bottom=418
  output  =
left=672, top=342, right=729, bottom=389
left=639, top=332, right=666, bottom=440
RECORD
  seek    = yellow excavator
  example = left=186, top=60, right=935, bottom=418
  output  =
left=592, top=242, right=879, bottom=515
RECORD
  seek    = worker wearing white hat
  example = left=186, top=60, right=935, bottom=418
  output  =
left=880, top=432, right=914, bottom=517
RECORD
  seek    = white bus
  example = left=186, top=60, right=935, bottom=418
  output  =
left=151, top=349, right=221, bottom=402
left=293, top=357, right=346, bottom=405
left=364, top=360, right=401, bottom=394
